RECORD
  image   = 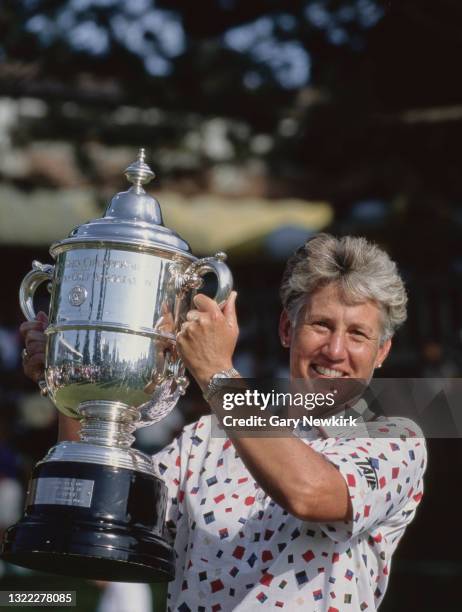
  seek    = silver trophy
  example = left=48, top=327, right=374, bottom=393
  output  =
left=2, top=149, right=232, bottom=582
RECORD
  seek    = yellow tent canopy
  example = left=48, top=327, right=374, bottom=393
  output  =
left=0, top=186, right=332, bottom=255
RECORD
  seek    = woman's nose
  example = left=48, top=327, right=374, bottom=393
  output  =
left=322, top=331, right=347, bottom=360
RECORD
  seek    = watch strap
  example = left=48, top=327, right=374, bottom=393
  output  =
left=203, top=367, right=240, bottom=402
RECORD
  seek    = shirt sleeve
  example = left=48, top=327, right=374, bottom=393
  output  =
left=317, top=419, right=427, bottom=543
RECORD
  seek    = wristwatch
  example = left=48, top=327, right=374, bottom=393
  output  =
left=203, top=367, right=240, bottom=402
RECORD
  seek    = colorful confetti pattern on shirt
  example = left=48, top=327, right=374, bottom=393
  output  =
left=152, top=416, right=426, bottom=611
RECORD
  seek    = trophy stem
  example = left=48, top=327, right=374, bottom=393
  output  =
left=78, top=401, right=140, bottom=448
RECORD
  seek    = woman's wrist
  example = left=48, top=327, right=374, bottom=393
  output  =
left=193, top=362, right=236, bottom=392
left=202, top=367, right=241, bottom=402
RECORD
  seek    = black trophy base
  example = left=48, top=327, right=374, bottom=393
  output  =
left=1, top=460, right=175, bottom=583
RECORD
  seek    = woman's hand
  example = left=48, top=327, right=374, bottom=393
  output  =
left=19, top=311, right=48, bottom=383
left=176, top=291, right=238, bottom=391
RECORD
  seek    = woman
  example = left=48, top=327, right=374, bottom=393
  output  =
left=21, top=234, right=426, bottom=611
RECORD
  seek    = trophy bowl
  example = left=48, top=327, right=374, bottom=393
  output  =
left=1, top=149, right=232, bottom=582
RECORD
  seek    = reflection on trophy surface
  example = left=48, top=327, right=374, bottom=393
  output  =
left=1, top=149, right=233, bottom=582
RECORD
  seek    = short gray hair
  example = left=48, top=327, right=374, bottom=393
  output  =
left=280, top=233, right=407, bottom=343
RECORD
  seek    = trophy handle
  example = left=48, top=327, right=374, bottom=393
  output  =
left=171, top=252, right=233, bottom=397
left=19, top=260, right=55, bottom=321
left=181, top=252, right=233, bottom=307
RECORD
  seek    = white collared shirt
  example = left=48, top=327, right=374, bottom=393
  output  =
left=153, top=415, right=426, bottom=611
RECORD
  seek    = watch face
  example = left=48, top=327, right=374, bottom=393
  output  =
left=213, top=369, right=237, bottom=380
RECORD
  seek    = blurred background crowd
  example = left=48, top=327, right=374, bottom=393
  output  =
left=0, top=0, right=461, bottom=610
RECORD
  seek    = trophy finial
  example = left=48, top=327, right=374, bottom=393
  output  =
left=124, top=148, right=155, bottom=191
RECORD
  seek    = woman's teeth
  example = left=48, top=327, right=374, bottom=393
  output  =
left=312, top=364, right=345, bottom=377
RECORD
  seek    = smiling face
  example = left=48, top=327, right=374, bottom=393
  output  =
left=279, top=282, right=391, bottom=383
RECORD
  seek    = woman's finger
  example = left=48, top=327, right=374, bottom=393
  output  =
left=19, top=320, right=45, bottom=339
left=24, top=329, right=47, bottom=345
left=24, top=339, right=47, bottom=355
left=36, top=311, right=49, bottom=324
left=186, top=310, right=203, bottom=323
left=23, top=353, right=46, bottom=382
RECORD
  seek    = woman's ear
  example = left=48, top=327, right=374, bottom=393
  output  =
left=279, top=309, right=292, bottom=348
left=375, top=338, right=392, bottom=368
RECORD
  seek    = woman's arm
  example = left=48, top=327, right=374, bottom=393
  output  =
left=57, top=415, right=81, bottom=442
left=20, top=313, right=80, bottom=443
left=176, top=293, right=351, bottom=522
left=208, top=395, right=351, bottom=522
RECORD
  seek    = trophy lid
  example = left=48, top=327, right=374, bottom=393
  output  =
left=51, top=149, right=192, bottom=257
